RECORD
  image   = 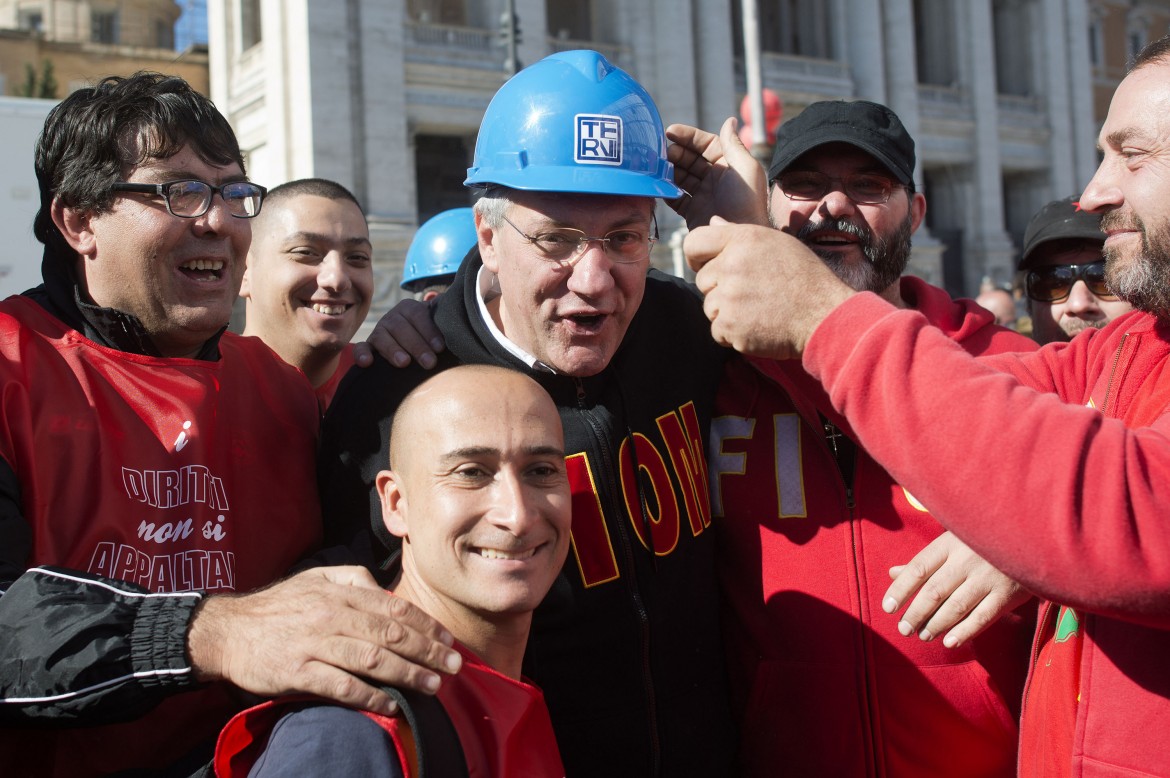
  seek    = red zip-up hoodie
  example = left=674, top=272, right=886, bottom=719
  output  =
left=805, top=293, right=1170, bottom=777
left=713, top=277, right=1038, bottom=776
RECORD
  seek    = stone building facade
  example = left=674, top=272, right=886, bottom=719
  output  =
left=198, top=0, right=1169, bottom=331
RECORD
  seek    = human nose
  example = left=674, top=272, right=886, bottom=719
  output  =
left=565, top=242, right=617, bottom=296
left=488, top=471, right=540, bottom=534
left=317, top=253, right=350, bottom=292
left=1079, top=161, right=1123, bottom=214
left=192, top=193, right=234, bottom=236
left=1064, top=280, right=1101, bottom=315
left=818, top=187, right=858, bottom=220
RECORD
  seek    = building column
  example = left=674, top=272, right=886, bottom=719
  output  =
left=354, top=0, right=411, bottom=223
left=693, top=0, right=737, bottom=136
left=843, top=0, right=885, bottom=103
left=1038, top=0, right=1077, bottom=198
left=1065, top=0, right=1099, bottom=189
left=961, top=0, right=1015, bottom=292
left=883, top=0, right=944, bottom=286
left=514, top=0, right=548, bottom=73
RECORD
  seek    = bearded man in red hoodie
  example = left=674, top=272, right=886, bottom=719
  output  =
left=682, top=35, right=1170, bottom=778
left=669, top=100, right=1038, bottom=777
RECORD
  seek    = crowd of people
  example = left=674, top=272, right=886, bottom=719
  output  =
left=1, top=33, right=1168, bottom=778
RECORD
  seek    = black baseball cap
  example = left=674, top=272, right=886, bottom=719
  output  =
left=767, top=100, right=916, bottom=185
left=1019, top=196, right=1105, bottom=269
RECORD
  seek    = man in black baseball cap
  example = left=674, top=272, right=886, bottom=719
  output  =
left=764, top=100, right=923, bottom=299
left=1019, top=195, right=1132, bottom=344
left=666, top=101, right=1038, bottom=775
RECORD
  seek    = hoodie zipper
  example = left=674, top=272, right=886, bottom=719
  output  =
left=575, top=377, right=662, bottom=776
left=1100, top=333, right=1129, bottom=415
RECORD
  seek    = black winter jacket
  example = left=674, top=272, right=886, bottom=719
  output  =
left=319, top=251, right=736, bottom=778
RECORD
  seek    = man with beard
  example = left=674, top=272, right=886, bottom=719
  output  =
left=682, top=37, right=1170, bottom=777
left=1019, top=195, right=1132, bottom=345
left=669, top=100, right=1038, bottom=776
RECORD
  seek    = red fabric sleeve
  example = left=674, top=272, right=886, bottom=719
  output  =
left=803, top=293, right=1170, bottom=627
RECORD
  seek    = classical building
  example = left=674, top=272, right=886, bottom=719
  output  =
left=0, top=1, right=208, bottom=95
left=0, top=0, right=209, bottom=297
left=208, top=0, right=1170, bottom=329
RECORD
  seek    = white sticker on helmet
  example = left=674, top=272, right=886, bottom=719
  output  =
left=574, top=114, right=623, bottom=166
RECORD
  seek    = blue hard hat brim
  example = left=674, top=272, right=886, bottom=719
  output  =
left=465, top=165, right=683, bottom=199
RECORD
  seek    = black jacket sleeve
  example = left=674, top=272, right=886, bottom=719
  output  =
left=0, top=456, right=202, bottom=725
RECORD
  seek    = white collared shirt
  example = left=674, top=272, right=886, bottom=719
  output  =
left=475, top=265, right=557, bottom=373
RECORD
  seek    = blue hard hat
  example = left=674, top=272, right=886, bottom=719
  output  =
left=465, top=50, right=682, bottom=199
left=400, top=208, right=478, bottom=291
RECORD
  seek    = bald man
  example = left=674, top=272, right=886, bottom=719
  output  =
left=216, top=365, right=567, bottom=777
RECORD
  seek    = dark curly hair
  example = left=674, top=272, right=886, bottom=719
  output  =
left=33, top=72, right=245, bottom=258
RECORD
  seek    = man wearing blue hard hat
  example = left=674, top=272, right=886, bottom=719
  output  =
left=320, top=50, right=736, bottom=776
left=400, top=208, right=477, bottom=302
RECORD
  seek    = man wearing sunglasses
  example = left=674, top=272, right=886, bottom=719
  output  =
left=669, top=100, right=1037, bottom=776
left=0, top=73, right=458, bottom=775
left=1019, top=195, right=1133, bottom=345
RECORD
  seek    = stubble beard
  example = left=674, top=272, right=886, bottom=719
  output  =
left=1101, top=209, right=1170, bottom=318
left=1059, top=316, right=1108, bottom=339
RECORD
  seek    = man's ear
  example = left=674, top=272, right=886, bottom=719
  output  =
left=375, top=470, right=408, bottom=539
left=239, top=259, right=253, bottom=300
left=51, top=198, right=96, bottom=257
left=476, top=210, right=500, bottom=274
left=909, top=191, right=927, bottom=235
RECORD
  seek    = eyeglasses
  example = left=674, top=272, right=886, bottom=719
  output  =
left=774, top=171, right=905, bottom=205
left=110, top=179, right=267, bottom=219
left=1025, top=261, right=1117, bottom=303
left=500, top=214, right=658, bottom=266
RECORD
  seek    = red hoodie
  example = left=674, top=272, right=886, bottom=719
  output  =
left=713, top=277, right=1038, bottom=777
left=805, top=292, right=1170, bottom=777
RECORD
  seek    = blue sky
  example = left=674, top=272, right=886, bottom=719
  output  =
left=174, top=0, right=208, bottom=50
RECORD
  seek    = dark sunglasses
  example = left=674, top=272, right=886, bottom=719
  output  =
left=1025, top=261, right=1117, bottom=303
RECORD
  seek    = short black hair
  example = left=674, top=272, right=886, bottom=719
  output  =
left=264, top=178, right=364, bottom=214
left=34, top=72, right=244, bottom=259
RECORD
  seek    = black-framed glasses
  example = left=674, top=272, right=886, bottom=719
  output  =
left=1025, top=261, right=1117, bottom=303
left=500, top=214, right=658, bottom=266
left=110, top=179, right=267, bottom=218
left=774, top=171, right=905, bottom=205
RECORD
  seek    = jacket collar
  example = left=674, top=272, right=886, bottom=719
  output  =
left=36, top=246, right=224, bottom=361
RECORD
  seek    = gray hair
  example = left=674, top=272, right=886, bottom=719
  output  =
left=472, top=185, right=514, bottom=228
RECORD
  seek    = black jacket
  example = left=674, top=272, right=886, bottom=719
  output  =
left=319, top=251, right=736, bottom=778
left=0, top=253, right=211, bottom=728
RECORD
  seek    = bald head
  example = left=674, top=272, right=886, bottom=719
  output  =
left=389, top=365, right=563, bottom=473
left=377, top=365, right=570, bottom=655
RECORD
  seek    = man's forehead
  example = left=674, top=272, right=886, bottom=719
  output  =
left=1100, top=61, right=1170, bottom=146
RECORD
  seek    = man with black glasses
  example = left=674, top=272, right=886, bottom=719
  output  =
left=0, top=73, right=458, bottom=775
left=1019, top=195, right=1133, bottom=345
left=669, top=99, right=1038, bottom=776
left=320, top=51, right=736, bottom=778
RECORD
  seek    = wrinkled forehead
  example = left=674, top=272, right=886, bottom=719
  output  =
left=1100, top=61, right=1170, bottom=145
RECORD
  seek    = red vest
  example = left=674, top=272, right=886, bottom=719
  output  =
left=0, top=297, right=322, bottom=775
left=216, top=643, right=564, bottom=778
